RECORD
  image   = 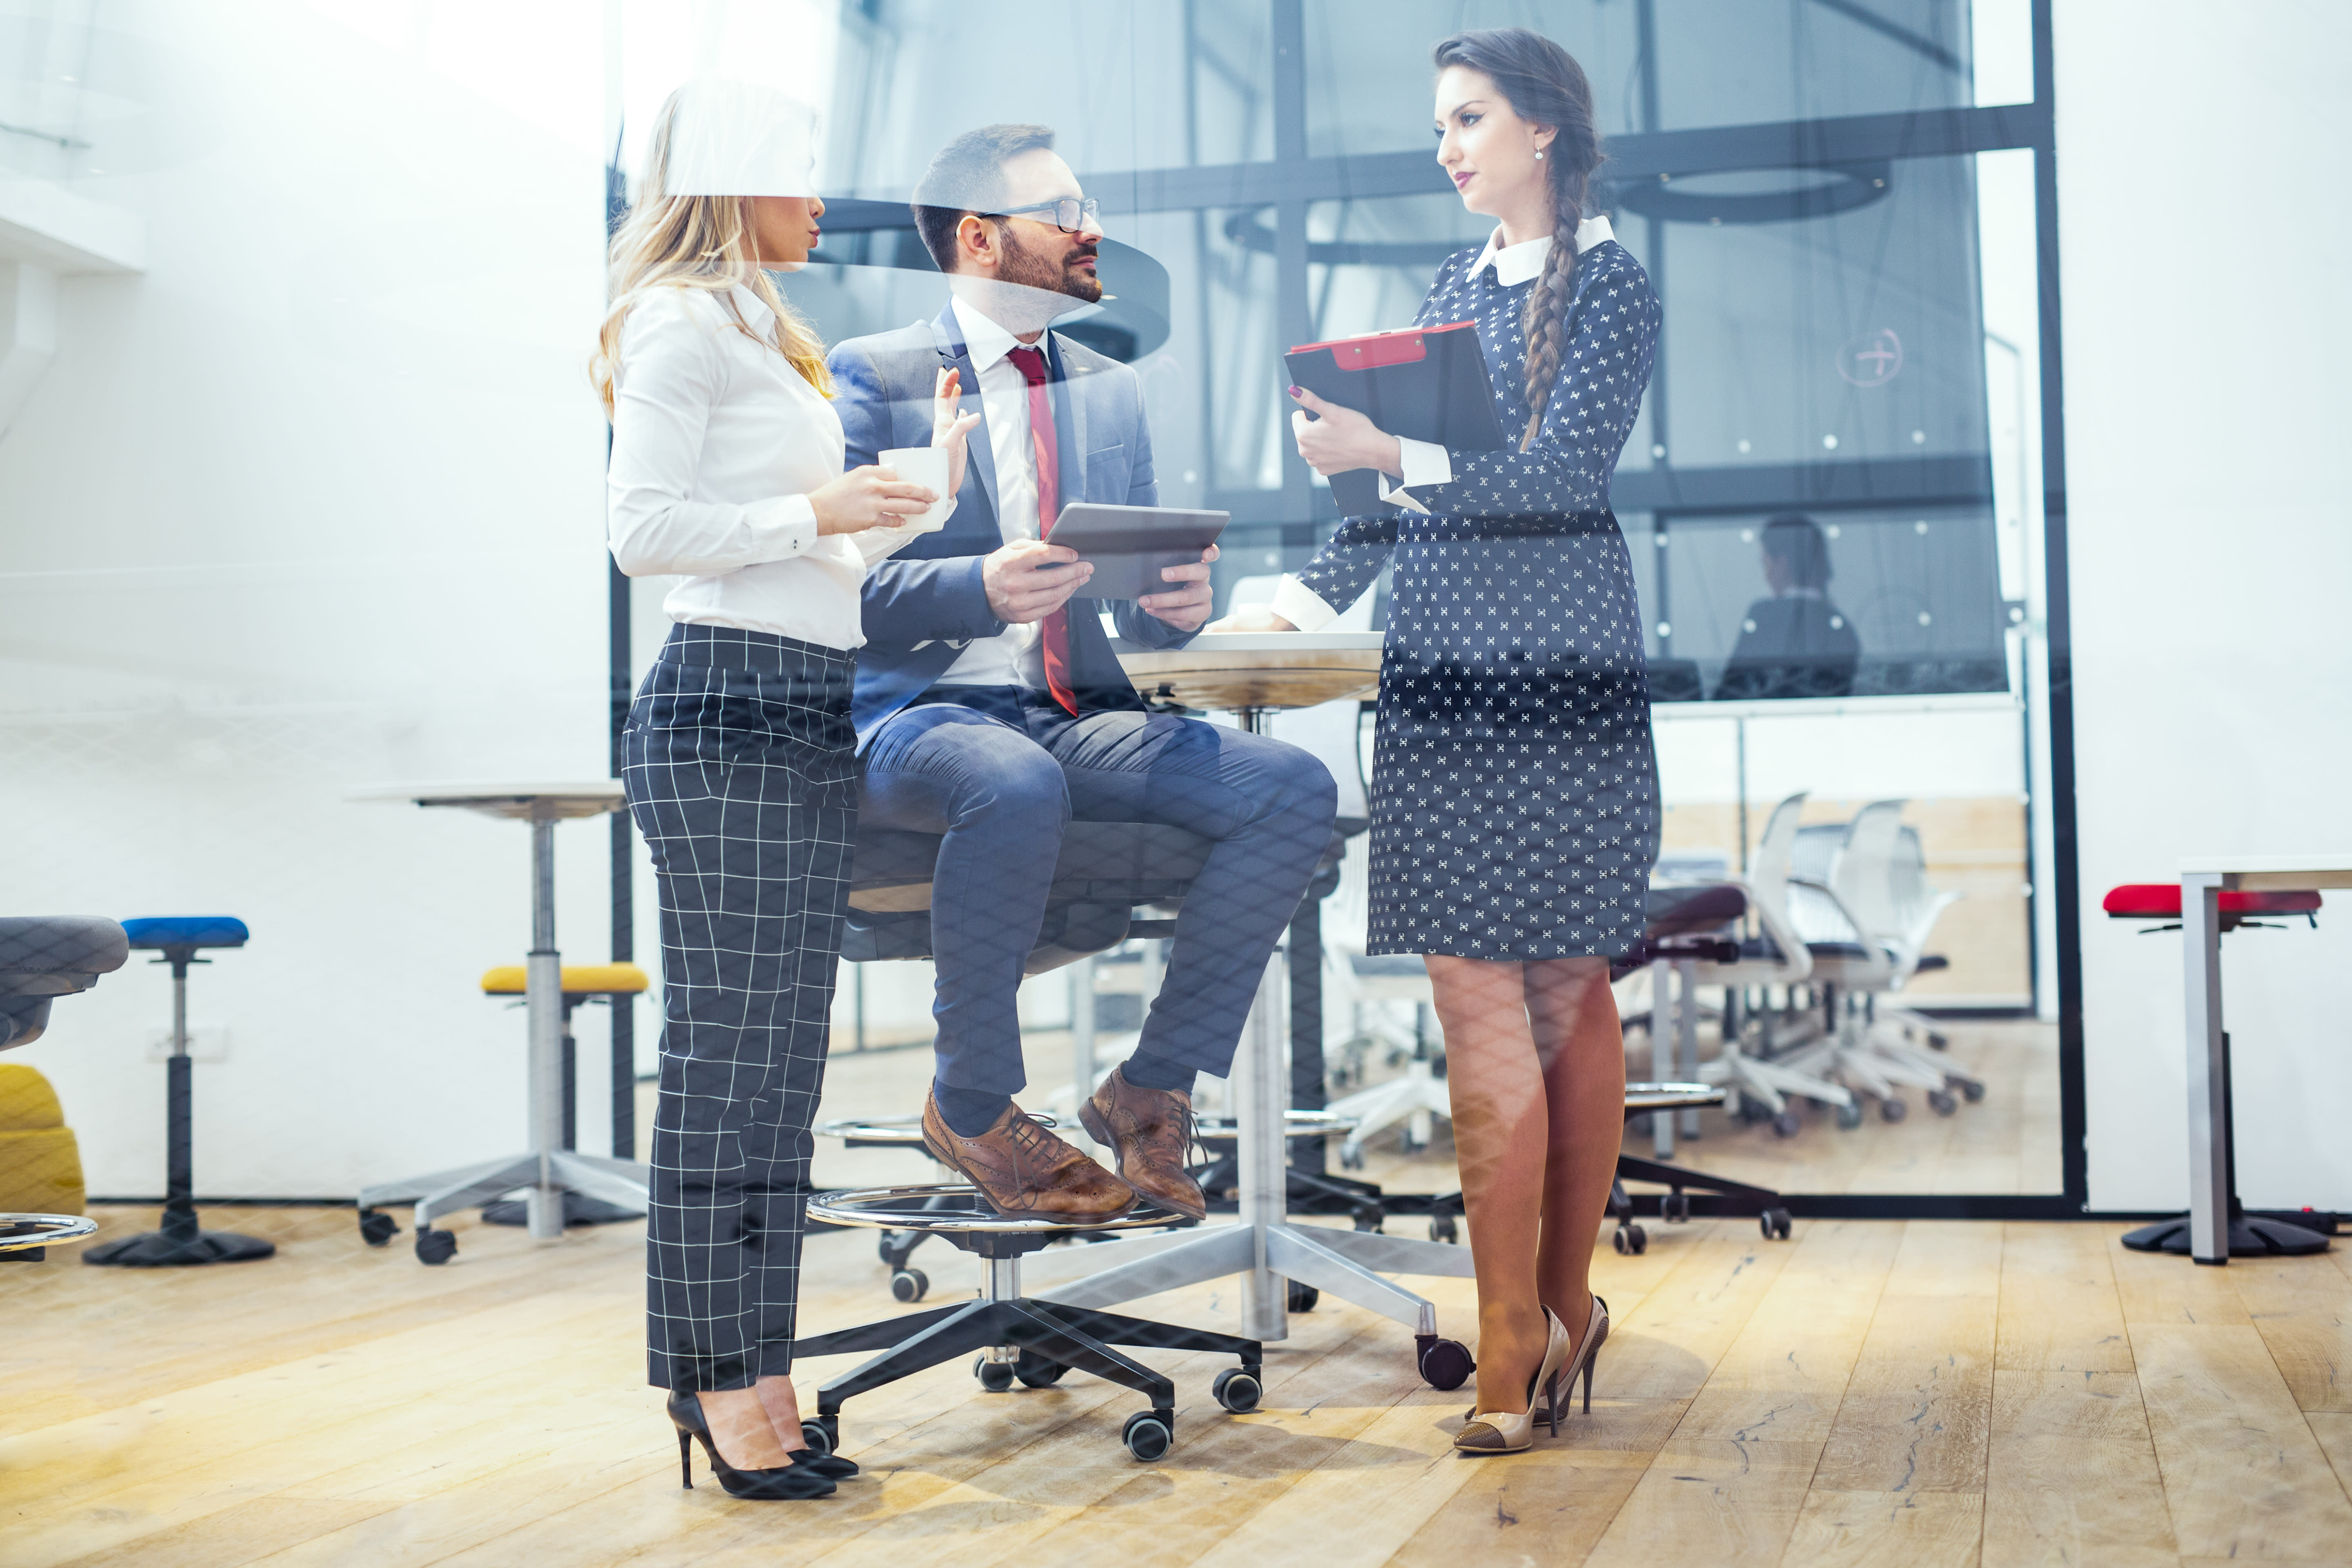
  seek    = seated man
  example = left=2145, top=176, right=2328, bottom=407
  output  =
left=829, top=124, right=1336, bottom=1222
left=1713, top=513, right=1862, bottom=701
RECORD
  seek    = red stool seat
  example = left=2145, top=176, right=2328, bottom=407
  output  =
left=2103, top=884, right=2323, bottom=919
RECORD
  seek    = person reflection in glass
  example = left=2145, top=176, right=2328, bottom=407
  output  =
left=1712, top=514, right=1861, bottom=700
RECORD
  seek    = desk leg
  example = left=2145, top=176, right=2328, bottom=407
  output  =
left=526, top=814, right=566, bottom=1240
left=2183, top=872, right=2228, bottom=1265
left=1235, top=950, right=1289, bottom=1341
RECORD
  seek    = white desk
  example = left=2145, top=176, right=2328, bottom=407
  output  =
left=2175, top=855, right=2352, bottom=1264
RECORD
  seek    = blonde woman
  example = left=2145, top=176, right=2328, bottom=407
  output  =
left=596, top=80, right=977, bottom=1502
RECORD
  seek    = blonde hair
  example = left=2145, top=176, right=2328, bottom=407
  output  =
left=590, top=88, right=833, bottom=416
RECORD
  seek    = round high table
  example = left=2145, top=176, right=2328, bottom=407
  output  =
left=1023, top=633, right=1480, bottom=1372
left=349, top=782, right=648, bottom=1253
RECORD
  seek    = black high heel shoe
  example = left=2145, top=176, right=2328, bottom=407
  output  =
left=789, top=1446, right=860, bottom=1480
left=666, top=1390, right=836, bottom=1500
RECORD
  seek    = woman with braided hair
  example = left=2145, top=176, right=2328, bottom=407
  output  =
left=1215, top=27, right=1661, bottom=1454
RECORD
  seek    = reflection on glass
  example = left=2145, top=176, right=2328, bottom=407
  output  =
left=1713, top=515, right=1861, bottom=701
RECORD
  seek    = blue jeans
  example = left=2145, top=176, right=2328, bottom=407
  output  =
left=859, top=689, right=1337, bottom=1096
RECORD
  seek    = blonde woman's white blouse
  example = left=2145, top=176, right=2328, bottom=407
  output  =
left=608, top=282, right=927, bottom=650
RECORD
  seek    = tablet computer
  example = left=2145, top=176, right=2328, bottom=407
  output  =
left=1047, top=503, right=1229, bottom=601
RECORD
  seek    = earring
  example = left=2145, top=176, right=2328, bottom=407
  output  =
left=1535, top=149, right=1545, bottom=160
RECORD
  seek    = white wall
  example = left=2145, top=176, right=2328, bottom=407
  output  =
left=2057, top=0, right=2352, bottom=1209
left=0, top=1, right=614, bottom=1196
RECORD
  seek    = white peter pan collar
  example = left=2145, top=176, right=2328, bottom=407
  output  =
left=1470, top=214, right=1616, bottom=284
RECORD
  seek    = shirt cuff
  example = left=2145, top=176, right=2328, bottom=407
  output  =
left=1394, top=436, right=1452, bottom=489
left=746, top=494, right=819, bottom=562
left=1269, top=575, right=1341, bottom=633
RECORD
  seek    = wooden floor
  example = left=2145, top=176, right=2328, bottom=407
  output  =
left=8, top=1203, right=2352, bottom=1566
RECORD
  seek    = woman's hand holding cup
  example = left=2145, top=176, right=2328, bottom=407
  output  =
left=808, top=465, right=937, bottom=535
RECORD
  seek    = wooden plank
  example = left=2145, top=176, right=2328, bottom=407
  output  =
left=2110, top=1236, right=2250, bottom=1328
left=1600, top=1224, right=1800, bottom=1403
left=1580, top=1437, right=1822, bottom=1568
left=2130, top=1323, right=2352, bottom=1561
left=1813, top=1227, right=1998, bottom=1496
left=2310, top=1409, right=2352, bottom=1499
left=45, top=1498, right=390, bottom=1568
left=1385, top=1399, right=1687, bottom=1568
left=1780, top=1490, right=1983, bottom=1568
left=1995, top=1223, right=2135, bottom=1373
left=1673, top=1219, right=1902, bottom=1446
left=1982, top=1369, right=2178, bottom=1568
left=2224, top=1256, right=2352, bottom=1413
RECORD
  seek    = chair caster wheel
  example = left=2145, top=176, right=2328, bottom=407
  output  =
left=1429, top=1215, right=1458, bottom=1244
left=1014, top=1350, right=1067, bottom=1388
left=1351, top=1207, right=1384, bottom=1233
left=1416, top=1335, right=1474, bottom=1390
left=1613, top=1222, right=1647, bottom=1255
left=1123, top=1410, right=1174, bottom=1461
left=1772, top=1110, right=1802, bottom=1138
left=800, top=1420, right=834, bottom=1457
left=1928, top=1089, right=1957, bottom=1117
left=1213, top=1368, right=1262, bottom=1413
left=890, top=1267, right=928, bottom=1303
left=875, top=1231, right=901, bottom=1266
left=1880, top=1097, right=1908, bottom=1123
left=1960, top=1079, right=1985, bottom=1103
left=1661, top=1192, right=1691, bottom=1223
left=1340, top=1145, right=1365, bottom=1171
left=414, top=1227, right=456, bottom=1265
left=358, top=1210, right=397, bottom=1247
left=974, top=1356, right=1016, bottom=1392
left=1286, top=1279, right=1319, bottom=1313
left=1835, top=1103, right=1864, bottom=1130
left=1761, top=1207, right=1793, bottom=1241
left=1927, top=1031, right=1951, bottom=1051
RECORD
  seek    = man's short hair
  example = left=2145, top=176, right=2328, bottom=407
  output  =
left=1761, top=514, right=1833, bottom=588
left=912, top=123, right=1057, bottom=273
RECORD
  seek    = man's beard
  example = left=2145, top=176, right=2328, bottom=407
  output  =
left=999, top=225, right=1103, bottom=305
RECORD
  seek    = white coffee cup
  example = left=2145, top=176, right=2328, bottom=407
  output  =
left=879, top=446, right=953, bottom=532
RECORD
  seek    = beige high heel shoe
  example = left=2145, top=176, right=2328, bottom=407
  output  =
left=1460, top=1294, right=1610, bottom=1427
left=1454, top=1306, right=1573, bottom=1455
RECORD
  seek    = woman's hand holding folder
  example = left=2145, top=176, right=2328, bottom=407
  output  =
left=1287, top=385, right=1402, bottom=480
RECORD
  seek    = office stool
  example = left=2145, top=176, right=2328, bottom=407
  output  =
left=1186, top=1109, right=1381, bottom=1244
left=474, top=963, right=650, bottom=1229
left=0, top=915, right=127, bottom=1261
left=2104, top=883, right=2336, bottom=1257
left=815, top=1113, right=989, bottom=1303
left=85, top=917, right=275, bottom=1267
left=789, top=1184, right=1263, bottom=1464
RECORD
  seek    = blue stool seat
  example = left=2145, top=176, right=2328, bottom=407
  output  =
left=122, top=917, right=249, bottom=951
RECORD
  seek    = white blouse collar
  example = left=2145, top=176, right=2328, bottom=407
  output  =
left=1470, top=214, right=1616, bottom=285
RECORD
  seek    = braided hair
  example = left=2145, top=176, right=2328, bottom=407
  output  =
left=1431, top=29, right=1604, bottom=449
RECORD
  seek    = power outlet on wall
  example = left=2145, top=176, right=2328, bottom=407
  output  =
left=145, top=1025, right=229, bottom=1063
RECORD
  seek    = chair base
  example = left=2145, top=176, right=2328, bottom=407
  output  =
left=84, top=1220, right=274, bottom=1267
left=480, top=1191, right=644, bottom=1227
left=2121, top=1212, right=2332, bottom=1259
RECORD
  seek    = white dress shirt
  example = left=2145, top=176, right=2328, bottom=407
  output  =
left=1270, top=216, right=1615, bottom=632
left=933, top=293, right=1055, bottom=688
left=607, top=282, right=928, bottom=650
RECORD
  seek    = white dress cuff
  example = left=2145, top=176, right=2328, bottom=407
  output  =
left=1394, top=436, right=1453, bottom=489
left=1269, top=575, right=1341, bottom=633
left=746, top=494, right=819, bottom=562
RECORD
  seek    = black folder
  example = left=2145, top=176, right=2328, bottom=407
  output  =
left=1284, top=321, right=1509, bottom=514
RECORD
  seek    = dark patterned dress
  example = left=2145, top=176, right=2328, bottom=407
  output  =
left=1294, top=237, right=1663, bottom=960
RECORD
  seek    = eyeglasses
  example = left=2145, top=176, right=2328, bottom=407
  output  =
left=994, top=196, right=1102, bottom=234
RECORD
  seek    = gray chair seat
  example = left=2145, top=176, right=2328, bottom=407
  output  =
left=0, top=917, right=129, bottom=1051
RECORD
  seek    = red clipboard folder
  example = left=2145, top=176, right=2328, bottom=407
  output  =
left=1283, top=321, right=1509, bottom=514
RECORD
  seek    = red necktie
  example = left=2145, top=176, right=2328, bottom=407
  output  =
left=1007, top=345, right=1078, bottom=716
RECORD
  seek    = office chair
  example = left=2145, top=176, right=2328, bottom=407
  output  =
left=0, top=917, right=127, bottom=1261
left=1684, top=794, right=1856, bottom=1131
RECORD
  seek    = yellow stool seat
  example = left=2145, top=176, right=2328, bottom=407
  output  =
left=480, top=962, right=650, bottom=997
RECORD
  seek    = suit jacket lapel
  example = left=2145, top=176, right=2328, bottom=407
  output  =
left=1047, top=330, right=1088, bottom=517
left=931, top=303, right=998, bottom=527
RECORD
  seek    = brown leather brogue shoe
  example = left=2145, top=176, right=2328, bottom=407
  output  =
left=921, top=1092, right=1136, bottom=1222
left=1078, top=1065, right=1207, bottom=1222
